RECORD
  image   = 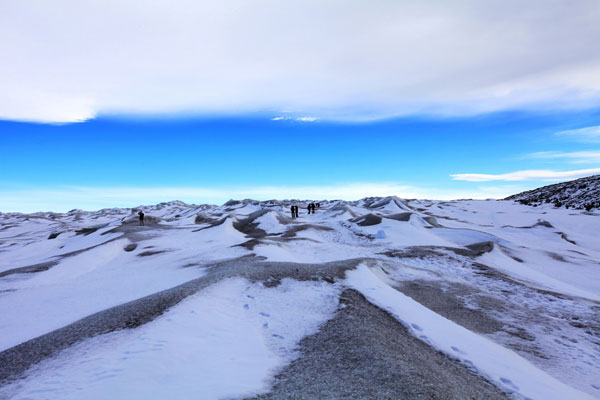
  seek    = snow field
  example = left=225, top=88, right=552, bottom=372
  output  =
left=0, top=278, right=341, bottom=400
left=346, top=264, right=595, bottom=400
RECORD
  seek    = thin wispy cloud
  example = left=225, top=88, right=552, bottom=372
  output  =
left=556, top=126, right=600, bottom=142
left=451, top=168, right=600, bottom=182
left=272, top=116, right=318, bottom=122
left=1, top=1, right=599, bottom=123
left=526, top=151, right=600, bottom=164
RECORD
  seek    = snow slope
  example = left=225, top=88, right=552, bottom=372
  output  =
left=0, top=198, right=598, bottom=399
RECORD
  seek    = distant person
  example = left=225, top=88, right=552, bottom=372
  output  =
left=307, top=204, right=312, bottom=214
left=290, top=205, right=295, bottom=218
left=138, top=211, right=145, bottom=226
left=294, top=205, right=299, bottom=218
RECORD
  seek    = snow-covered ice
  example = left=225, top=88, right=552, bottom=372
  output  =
left=0, top=197, right=598, bottom=399
left=0, top=278, right=339, bottom=400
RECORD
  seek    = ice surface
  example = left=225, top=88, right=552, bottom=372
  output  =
left=0, top=278, right=339, bottom=400
left=346, top=264, right=594, bottom=400
left=1, top=197, right=598, bottom=398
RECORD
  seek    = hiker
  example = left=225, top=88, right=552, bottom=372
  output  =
left=138, top=211, right=145, bottom=226
left=290, top=205, right=295, bottom=218
left=307, top=204, right=312, bottom=214
left=294, top=205, right=299, bottom=218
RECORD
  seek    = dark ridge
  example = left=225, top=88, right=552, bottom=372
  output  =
left=395, top=199, right=413, bottom=210
left=0, top=224, right=17, bottom=232
left=329, top=204, right=359, bottom=218
left=75, top=226, right=101, bottom=236
left=123, top=244, right=137, bottom=252
left=282, top=224, right=334, bottom=238
left=234, top=236, right=322, bottom=250
left=534, top=219, right=554, bottom=228
left=360, top=197, right=380, bottom=209
left=191, top=216, right=228, bottom=232
left=194, top=214, right=217, bottom=224
left=369, top=198, right=392, bottom=209
left=274, top=213, right=297, bottom=225
left=0, top=261, right=60, bottom=278
left=497, top=245, right=524, bottom=263
left=382, top=242, right=494, bottom=260
left=235, top=239, right=262, bottom=250
left=232, top=210, right=269, bottom=238
left=137, top=250, right=167, bottom=257
left=423, top=216, right=443, bottom=227
left=349, top=214, right=382, bottom=226
left=384, top=212, right=412, bottom=222
left=546, top=252, right=567, bottom=262
left=465, top=241, right=495, bottom=256
left=223, top=199, right=241, bottom=207
left=558, top=232, right=577, bottom=245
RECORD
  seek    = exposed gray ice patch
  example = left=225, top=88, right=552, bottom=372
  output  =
left=251, top=289, right=507, bottom=400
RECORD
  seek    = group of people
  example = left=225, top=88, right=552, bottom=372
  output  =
left=290, top=202, right=320, bottom=218
left=290, top=205, right=300, bottom=218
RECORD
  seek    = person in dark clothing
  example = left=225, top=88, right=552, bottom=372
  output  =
left=294, top=205, right=299, bottom=218
left=307, top=204, right=312, bottom=214
left=138, top=211, right=145, bottom=226
left=290, top=205, right=295, bottom=218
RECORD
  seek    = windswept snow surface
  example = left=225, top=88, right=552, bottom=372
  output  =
left=0, top=278, right=340, bottom=400
left=0, top=198, right=599, bottom=399
left=346, top=264, right=594, bottom=400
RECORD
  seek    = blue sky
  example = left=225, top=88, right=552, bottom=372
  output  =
left=1, top=1, right=599, bottom=211
left=2, top=109, right=599, bottom=212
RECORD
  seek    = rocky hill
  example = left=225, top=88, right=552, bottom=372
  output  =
left=505, top=174, right=600, bottom=210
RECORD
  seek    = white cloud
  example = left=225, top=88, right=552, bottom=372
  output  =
left=526, top=150, right=600, bottom=163
left=556, top=126, right=600, bottom=142
left=451, top=168, right=600, bottom=182
left=1, top=1, right=600, bottom=123
left=0, top=183, right=527, bottom=213
left=272, top=116, right=318, bottom=122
